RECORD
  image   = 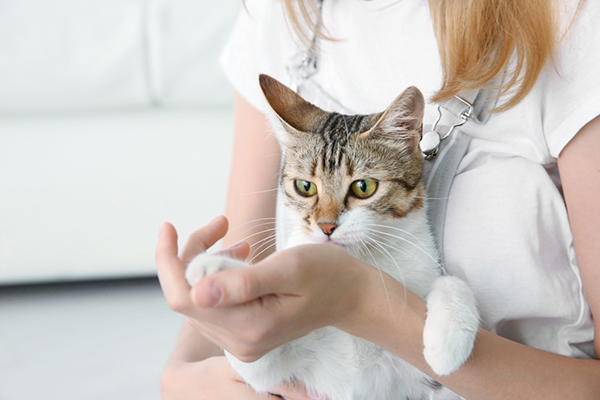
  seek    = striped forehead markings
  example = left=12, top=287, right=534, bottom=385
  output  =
left=318, top=113, right=367, bottom=171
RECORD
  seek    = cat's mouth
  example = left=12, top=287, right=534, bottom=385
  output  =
left=324, top=237, right=347, bottom=249
left=308, top=233, right=346, bottom=248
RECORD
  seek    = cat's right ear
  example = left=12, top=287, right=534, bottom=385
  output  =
left=259, top=74, right=327, bottom=143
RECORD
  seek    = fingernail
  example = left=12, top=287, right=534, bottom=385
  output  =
left=158, top=222, right=165, bottom=238
left=202, top=281, right=223, bottom=307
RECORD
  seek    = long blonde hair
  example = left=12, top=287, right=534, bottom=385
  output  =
left=281, top=0, right=583, bottom=112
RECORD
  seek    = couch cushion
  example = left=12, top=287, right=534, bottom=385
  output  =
left=0, top=0, right=238, bottom=115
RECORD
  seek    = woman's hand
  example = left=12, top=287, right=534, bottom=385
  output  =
left=156, top=216, right=354, bottom=398
left=161, top=355, right=321, bottom=400
left=156, top=215, right=372, bottom=362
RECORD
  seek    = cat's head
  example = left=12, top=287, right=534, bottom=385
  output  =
left=259, top=74, right=426, bottom=250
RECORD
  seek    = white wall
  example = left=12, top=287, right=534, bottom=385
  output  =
left=0, top=0, right=240, bottom=284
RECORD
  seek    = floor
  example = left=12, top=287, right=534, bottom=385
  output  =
left=0, top=278, right=184, bottom=400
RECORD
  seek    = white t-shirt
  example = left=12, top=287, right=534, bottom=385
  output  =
left=221, top=0, right=597, bottom=370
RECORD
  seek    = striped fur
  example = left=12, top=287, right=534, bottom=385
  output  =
left=259, top=73, right=427, bottom=239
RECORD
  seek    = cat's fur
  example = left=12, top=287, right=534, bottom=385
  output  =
left=185, top=75, right=479, bottom=400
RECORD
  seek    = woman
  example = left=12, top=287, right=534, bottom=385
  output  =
left=156, top=0, right=600, bottom=398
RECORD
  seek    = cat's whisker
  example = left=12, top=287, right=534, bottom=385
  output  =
left=249, top=224, right=301, bottom=250
left=229, top=218, right=277, bottom=236
left=249, top=240, right=278, bottom=264
left=354, top=234, right=394, bottom=314
left=364, top=235, right=410, bottom=315
left=249, top=231, right=278, bottom=249
left=364, top=226, right=441, bottom=269
left=362, top=223, right=429, bottom=249
left=250, top=238, right=276, bottom=262
left=237, top=227, right=278, bottom=244
left=248, top=224, right=304, bottom=262
left=368, top=231, right=442, bottom=274
left=367, top=233, right=436, bottom=294
left=242, top=188, right=280, bottom=195
left=413, top=195, right=451, bottom=201
left=365, top=227, right=432, bottom=258
left=243, top=223, right=296, bottom=247
left=367, top=231, right=426, bottom=269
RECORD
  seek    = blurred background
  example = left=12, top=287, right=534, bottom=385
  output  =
left=0, top=0, right=240, bottom=398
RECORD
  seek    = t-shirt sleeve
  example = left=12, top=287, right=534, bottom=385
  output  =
left=540, top=1, right=600, bottom=158
left=220, top=0, right=300, bottom=115
left=219, top=1, right=267, bottom=113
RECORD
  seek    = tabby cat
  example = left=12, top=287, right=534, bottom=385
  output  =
left=186, top=74, right=479, bottom=400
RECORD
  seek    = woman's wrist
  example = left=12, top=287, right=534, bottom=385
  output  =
left=333, top=256, right=428, bottom=366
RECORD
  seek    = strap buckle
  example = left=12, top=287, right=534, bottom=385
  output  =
left=420, top=96, right=474, bottom=160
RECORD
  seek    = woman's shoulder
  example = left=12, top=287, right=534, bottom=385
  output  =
left=532, top=0, right=600, bottom=158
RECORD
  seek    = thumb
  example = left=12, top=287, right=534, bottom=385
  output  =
left=192, top=254, right=292, bottom=307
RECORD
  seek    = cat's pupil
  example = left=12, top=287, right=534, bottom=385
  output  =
left=303, top=181, right=311, bottom=191
left=357, top=181, right=367, bottom=193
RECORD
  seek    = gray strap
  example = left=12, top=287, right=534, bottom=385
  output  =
left=422, top=126, right=471, bottom=269
left=422, top=76, right=503, bottom=272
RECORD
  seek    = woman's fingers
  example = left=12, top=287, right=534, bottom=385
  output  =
left=157, top=217, right=244, bottom=313
left=156, top=222, right=192, bottom=313
left=191, top=249, right=300, bottom=308
left=215, top=241, right=251, bottom=261
left=180, top=215, right=229, bottom=265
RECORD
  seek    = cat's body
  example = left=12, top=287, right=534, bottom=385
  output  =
left=186, top=75, right=479, bottom=400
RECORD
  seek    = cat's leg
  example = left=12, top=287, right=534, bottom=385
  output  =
left=185, top=253, right=248, bottom=286
left=352, top=349, right=413, bottom=400
left=422, top=275, right=479, bottom=376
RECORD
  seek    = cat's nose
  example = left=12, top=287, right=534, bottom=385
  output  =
left=317, top=222, right=337, bottom=236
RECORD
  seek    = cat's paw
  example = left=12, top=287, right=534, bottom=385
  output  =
left=185, top=254, right=248, bottom=286
left=423, top=276, right=479, bottom=376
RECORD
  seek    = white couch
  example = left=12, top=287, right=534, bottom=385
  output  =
left=0, top=0, right=240, bottom=284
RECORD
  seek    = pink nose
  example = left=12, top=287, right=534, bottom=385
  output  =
left=317, top=222, right=337, bottom=236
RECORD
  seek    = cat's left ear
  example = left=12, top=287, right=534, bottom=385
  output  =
left=367, top=86, right=425, bottom=153
left=259, top=74, right=328, bottom=145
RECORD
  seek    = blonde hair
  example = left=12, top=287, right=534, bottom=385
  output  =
left=281, top=0, right=583, bottom=112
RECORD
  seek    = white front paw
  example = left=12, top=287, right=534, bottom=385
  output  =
left=423, top=276, right=479, bottom=376
left=185, top=254, right=247, bottom=286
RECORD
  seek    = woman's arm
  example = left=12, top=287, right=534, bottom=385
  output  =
left=558, top=114, right=600, bottom=357
left=221, top=92, right=281, bottom=259
left=159, top=93, right=283, bottom=399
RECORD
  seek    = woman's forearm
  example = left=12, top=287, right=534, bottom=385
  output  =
left=345, top=265, right=600, bottom=400
left=222, top=93, right=281, bottom=263
left=167, top=319, right=223, bottom=366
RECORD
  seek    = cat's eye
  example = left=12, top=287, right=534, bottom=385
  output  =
left=294, top=180, right=317, bottom=197
left=350, top=179, right=378, bottom=199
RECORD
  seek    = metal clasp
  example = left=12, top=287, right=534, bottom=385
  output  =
left=421, top=96, right=474, bottom=160
left=432, top=96, right=474, bottom=140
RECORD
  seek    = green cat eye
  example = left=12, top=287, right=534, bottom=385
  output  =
left=294, top=180, right=317, bottom=197
left=350, top=179, right=378, bottom=199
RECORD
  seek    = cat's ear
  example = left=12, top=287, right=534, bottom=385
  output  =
left=259, top=74, right=327, bottom=141
left=366, top=86, right=425, bottom=153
